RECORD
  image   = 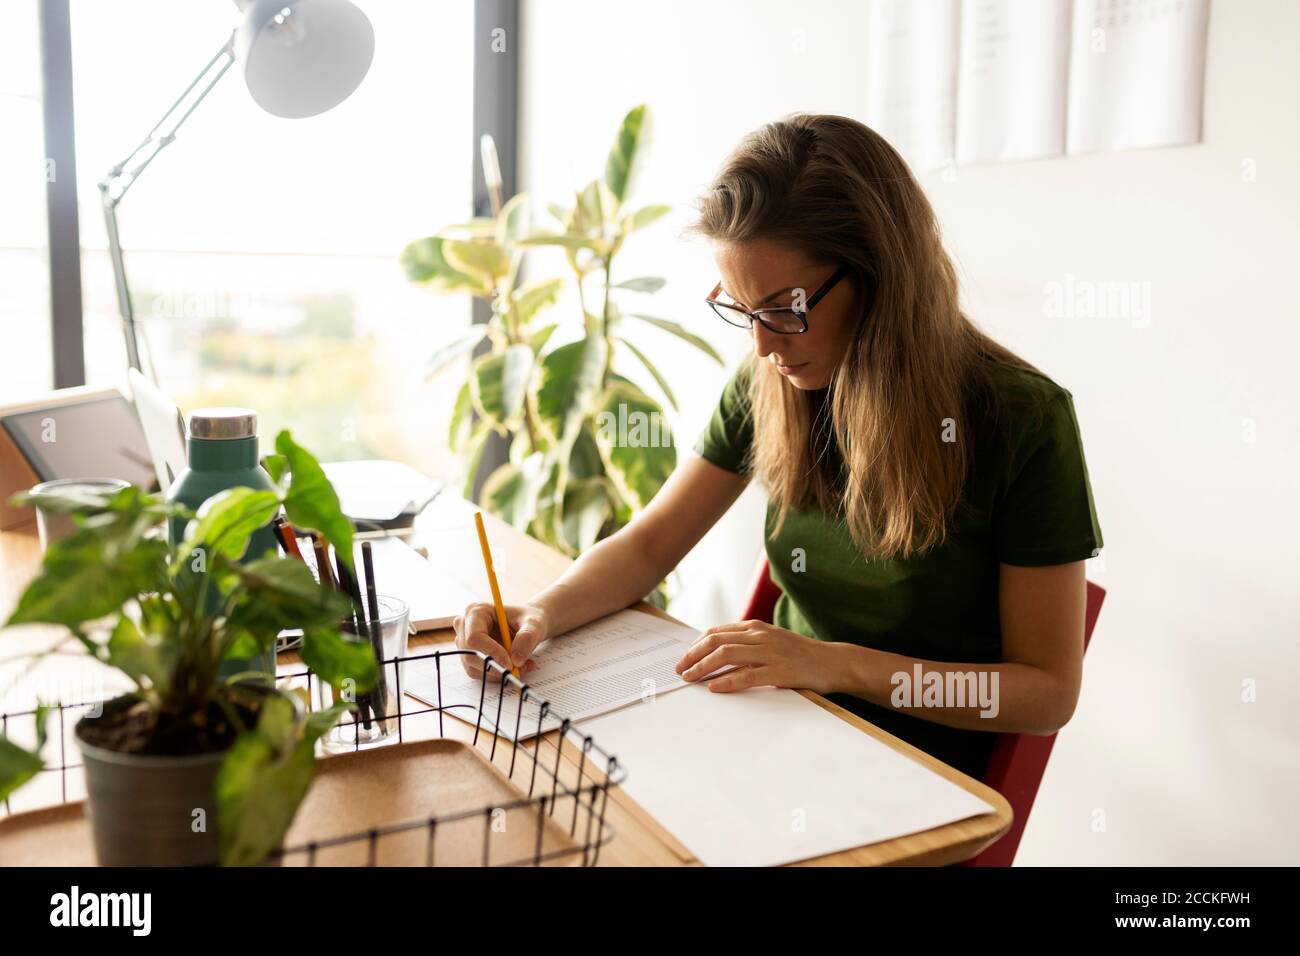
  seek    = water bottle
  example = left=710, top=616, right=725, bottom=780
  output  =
left=167, top=408, right=279, bottom=677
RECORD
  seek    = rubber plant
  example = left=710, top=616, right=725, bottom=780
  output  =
left=0, top=432, right=376, bottom=865
left=401, top=105, right=723, bottom=575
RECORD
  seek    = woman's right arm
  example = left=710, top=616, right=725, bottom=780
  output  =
left=453, top=456, right=748, bottom=674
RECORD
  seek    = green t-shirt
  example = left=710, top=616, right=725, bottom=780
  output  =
left=693, top=360, right=1103, bottom=778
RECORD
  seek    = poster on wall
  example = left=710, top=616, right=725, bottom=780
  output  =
left=955, top=0, right=1073, bottom=165
left=1066, top=0, right=1211, bottom=154
left=865, top=0, right=960, bottom=172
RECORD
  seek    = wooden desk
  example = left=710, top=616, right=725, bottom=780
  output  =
left=0, top=499, right=1012, bottom=866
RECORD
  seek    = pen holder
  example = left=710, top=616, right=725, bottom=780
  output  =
left=316, top=594, right=410, bottom=750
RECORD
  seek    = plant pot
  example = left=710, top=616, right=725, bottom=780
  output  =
left=75, top=695, right=234, bottom=866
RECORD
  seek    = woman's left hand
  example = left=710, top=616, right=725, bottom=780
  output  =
left=674, top=620, right=842, bottom=695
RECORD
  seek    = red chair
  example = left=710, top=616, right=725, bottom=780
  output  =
left=739, top=560, right=1106, bottom=867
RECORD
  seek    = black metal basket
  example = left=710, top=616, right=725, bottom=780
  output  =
left=0, top=647, right=626, bottom=867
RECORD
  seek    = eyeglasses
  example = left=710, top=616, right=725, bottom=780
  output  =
left=705, top=264, right=851, bottom=334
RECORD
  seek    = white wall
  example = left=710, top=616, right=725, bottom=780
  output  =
left=518, top=0, right=1300, bottom=864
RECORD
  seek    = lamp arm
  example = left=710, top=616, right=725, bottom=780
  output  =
left=98, top=32, right=236, bottom=377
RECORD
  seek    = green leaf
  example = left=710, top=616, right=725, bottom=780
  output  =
left=496, top=193, right=531, bottom=245
left=33, top=703, right=51, bottom=751
left=605, top=104, right=648, bottom=204
left=613, top=276, right=666, bottom=293
left=515, top=232, right=601, bottom=252
left=13, top=482, right=133, bottom=516
left=300, top=627, right=377, bottom=695
left=575, top=179, right=607, bottom=234
left=400, top=236, right=485, bottom=294
left=545, top=202, right=571, bottom=226
left=225, top=557, right=350, bottom=655
left=461, top=422, right=493, bottom=501
left=216, top=694, right=318, bottom=867
left=276, top=432, right=354, bottom=573
left=442, top=239, right=510, bottom=287
left=304, top=701, right=352, bottom=742
left=593, top=379, right=676, bottom=510
left=448, top=381, right=473, bottom=451
left=0, top=733, right=44, bottom=803
left=181, top=487, right=282, bottom=565
left=423, top=326, right=486, bottom=379
left=616, top=336, right=678, bottom=411
left=471, top=350, right=530, bottom=431
left=262, top=454, right=288, bottom=484
left=501, top=344, right=534, bottom=422
left=568, top=424, right=605, bottom=480
left=481, top=453, right=551, bottom=530
left=528, top=322, right=558, bottom=355
left=6, top=485, right=182, bottom=628
left=107, top=615, right=172, bottom=693
left=511, top=277, right=566, bottom=328
left=7, top=532, right=169, bottom=629
left=627, top=313, right=725, bottom=364
left=437, top=217, right=499, bottom=239
left=621, top=204, right=670, bottom=234
left=536, top=340, right=606, bottom=440
left=560, top=478, right=613, bottom=552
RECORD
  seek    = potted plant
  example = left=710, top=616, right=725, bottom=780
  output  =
left=0, top=432, right=377, bottom=866
left=401, top=105, right=723, bottom=582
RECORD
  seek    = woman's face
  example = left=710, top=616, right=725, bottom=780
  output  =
left=713, top=238, right=859, bottom=390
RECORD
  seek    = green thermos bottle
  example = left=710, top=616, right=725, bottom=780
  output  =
left=167, top=408, right=279, bottom=677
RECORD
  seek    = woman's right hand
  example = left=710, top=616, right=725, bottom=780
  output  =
left=452, top=601, right=549, bottom=679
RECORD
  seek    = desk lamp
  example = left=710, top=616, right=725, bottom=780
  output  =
left=98, top=0, right=375, bottom=378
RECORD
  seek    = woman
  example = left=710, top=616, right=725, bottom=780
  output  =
left=453, top=113, right=1102, bottom=779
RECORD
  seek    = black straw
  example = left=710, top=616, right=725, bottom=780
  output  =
left=334, top=547, right=373, bottom=730
left=361, top=542, right=390, bottom=723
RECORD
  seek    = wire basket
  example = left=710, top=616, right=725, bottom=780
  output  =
left=0, top=647, right=626, bottom=867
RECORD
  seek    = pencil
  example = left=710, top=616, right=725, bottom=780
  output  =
left=310, top=533, right=336, bottom=590
left=273, top=517, right=305, bottom=562
left=473, top=511, right=520, bottom=679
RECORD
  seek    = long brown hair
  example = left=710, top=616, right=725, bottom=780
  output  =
left=691, top=113, right=1034, bottom=559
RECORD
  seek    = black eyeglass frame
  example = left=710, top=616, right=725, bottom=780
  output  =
left=705, top=263, right=852, bottom=334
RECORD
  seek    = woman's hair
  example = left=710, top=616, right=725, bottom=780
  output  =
left=690, top=113, right=1034, bottom=559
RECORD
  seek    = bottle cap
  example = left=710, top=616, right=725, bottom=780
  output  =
left=189, top=408, right=257, bottom=440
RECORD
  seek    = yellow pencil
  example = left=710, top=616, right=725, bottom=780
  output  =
left=474, top=511, right=520, bottom=679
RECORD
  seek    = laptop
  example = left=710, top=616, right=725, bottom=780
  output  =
left=127, top=368, right=188, bottom=492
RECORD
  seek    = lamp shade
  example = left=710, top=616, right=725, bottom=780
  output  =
left=234, top=0, right=374, bottom=119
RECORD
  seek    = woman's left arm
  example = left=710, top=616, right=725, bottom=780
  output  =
left=676, top=561, right=1086, bottom=736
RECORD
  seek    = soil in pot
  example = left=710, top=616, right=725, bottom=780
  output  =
left=78, top=694, right=261, bottom=757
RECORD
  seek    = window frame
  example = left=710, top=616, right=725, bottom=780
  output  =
left=37, top=0, right=516, bottom=402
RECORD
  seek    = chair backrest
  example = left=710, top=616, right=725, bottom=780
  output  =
left=740, top=558, right=783, bottom=623
left=739, top=560, right=1106, bottom=867
left=962, top=579, right=1105, bottom=866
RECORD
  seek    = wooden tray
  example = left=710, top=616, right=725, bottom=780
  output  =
left=0, top=738, right=589, bottom=866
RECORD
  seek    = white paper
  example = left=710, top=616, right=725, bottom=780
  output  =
left=1066, top=0, right=1210, bottom=154
left=301, top=535, right=478, bottom=631
left=404, top=609, right=699, bottom=737
left=582, top=684, right=996, bottom=867
left=955, top=0, right=1072, bottom=164
left=865, top=0, right=961, bottom=171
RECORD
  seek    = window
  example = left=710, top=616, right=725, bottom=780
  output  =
left=0, top=0, right=53, bottom=403
left=69, top=0, right=475, bottom=475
